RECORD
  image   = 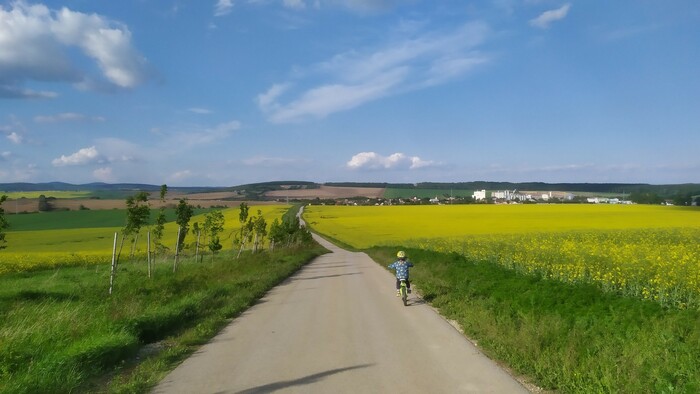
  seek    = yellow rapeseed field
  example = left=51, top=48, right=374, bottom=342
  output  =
left=0, top=205, right=289, bottom=274
left=304, top=204, right=700, bottom=308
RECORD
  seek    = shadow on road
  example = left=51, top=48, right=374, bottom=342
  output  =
left=407, top=297, right=427, bottom=307
left=231, top=363, right=374, bottom=394
left=292, top=272, right=361, bottom=281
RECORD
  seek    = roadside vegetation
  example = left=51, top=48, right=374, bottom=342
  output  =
left=367, top=247, right=700, bottom=393
left=0, top=203, right=324, bottom=393
left=0, top=205, right=288, bottom=274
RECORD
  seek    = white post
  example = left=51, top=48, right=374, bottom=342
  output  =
left=147, top=231, right=152, bottom=278
left=195, top=230, right=201, bottom=263
left=173, top=226, right=181, bottom=273
left=109, top=232, right=118, bottom=295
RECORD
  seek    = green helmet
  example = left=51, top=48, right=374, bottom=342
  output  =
left=397, top=250, right=406, bottom=259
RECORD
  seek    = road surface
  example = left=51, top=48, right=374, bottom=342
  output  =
left=153, top=234, right=530, bottom=393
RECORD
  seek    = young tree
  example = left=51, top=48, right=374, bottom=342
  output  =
left=0, top=195, right=9, bottom=250
left=122, top=191, right=150, bottom=260
left=38, top=194, right=51, bottom=211
left=152, top=184, right=168, bottom=256
left=204, top=210, right=225, bottom=260
left=235, top=202, right=251, bottom=258
left=268, top=218, right=284, bottom=251
left=175, top=198, right=194, bottom=254
left=252, top=210, right=267, bottom=253
left=237, top=218, right=255, bottom=258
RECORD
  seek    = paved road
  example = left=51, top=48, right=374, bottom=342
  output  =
left=154, top=235, right=530, bottom=394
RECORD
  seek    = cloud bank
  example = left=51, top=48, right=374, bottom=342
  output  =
left=347, top=152, right=436, bottom=171
left=0, top=1, right=150, bottom=99
left=52, top=146, right=101, bottom=166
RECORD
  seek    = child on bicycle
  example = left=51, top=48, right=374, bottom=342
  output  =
left=388, top=250, right=413, bottom=296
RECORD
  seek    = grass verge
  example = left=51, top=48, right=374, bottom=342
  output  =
left=0, top=243, right=328, bottom=393
left=367, top=247, right=700, bottom=393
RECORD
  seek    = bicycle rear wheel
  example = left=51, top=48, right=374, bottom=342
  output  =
left=400, top=283, right=408, bottom=306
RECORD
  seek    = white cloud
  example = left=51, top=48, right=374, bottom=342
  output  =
left=283, top=0, right=306, bottom=9
left=34, top=112, right=104, bottom=123
left=243, top=156, right=309, bottom=167
left=0, top=1, right=149, bottom=98
left=95, top=138, right=143, bottom=163
left=267, top=69, right=407, bottom=123
left=0, top=85, right=58, bottom=99
left=529, top=4, right=571, bottom=29
left=165, top=120, right=241, bottom=150
left=52, top=146, right=101, bottom=166
left=214, top=0, right=234, bottom=16
left=169, top=170, right=194, bottom=182
left=93, top=167, right=115, bottom=182
left=258, top=21, right=490, bottom=123
left=188, top=107, right=213, bottom=114
left=346, top=152, right=436, bottom=170
left=6, top=132, right=23, bottom=144
left=1, top=151, right=11, bottom=161
left=257, top=84, right=289, bottom=112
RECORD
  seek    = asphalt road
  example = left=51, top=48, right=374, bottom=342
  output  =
left=153, top=234, right=530, bottom=393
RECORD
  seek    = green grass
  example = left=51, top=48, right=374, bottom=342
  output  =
left=367, top=247, right=700, bottom=393
left=0, top=244, right=328, bottom=393
left=5, top=208, right=215, bottom=232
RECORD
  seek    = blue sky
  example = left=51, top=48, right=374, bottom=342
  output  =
left=1, top=0, right=699, bottom=187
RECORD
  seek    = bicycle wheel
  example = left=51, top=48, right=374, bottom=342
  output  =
left=400, top=283, right=408, bottom=306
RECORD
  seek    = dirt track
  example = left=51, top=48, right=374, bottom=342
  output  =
left=153, top=234, right=530, bottom=393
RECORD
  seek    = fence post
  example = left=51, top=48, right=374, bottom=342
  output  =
left=173, top=226, right=181, bottom=273
left=109, top=232, right=118, bottom=295
left=147, top=231, right=152, bottom=278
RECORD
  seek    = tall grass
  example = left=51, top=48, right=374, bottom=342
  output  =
left=367, top=247, right=700, bottom=393
left=0, top=244, right=327, bottom=393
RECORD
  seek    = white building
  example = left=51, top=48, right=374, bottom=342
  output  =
left=472, top=190, right=487, bottom=201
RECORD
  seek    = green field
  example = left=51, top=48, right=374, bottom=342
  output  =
left=5, top=208, right=214, bottom=231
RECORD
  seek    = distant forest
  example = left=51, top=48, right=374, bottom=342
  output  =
left=2, top=181, right=699, bottom=205
left=325, top=181, right=700, bottom=195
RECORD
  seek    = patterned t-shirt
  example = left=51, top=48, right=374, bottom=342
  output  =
left=388, top=260, right=413, bottom=279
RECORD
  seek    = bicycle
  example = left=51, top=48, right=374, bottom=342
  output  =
left=399, top=279, right=409, bottom=306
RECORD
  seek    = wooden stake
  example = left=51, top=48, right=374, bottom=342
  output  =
left=173, top=226, right=181, bottom=273
left=109, top=232, right=118, bottom=295
left=147, top=231, right=152, bottom=278
left=195, top=230, right=201, bottom=263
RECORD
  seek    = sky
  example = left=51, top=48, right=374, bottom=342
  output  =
left=1, top=0, right=699, bottom=187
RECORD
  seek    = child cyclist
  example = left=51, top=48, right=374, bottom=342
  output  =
left=388, top=251, right=414, bottom=296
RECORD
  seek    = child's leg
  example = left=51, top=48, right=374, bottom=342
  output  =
left=395, top=278, right=401, bottom=289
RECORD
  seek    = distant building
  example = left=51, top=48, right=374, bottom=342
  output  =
left=473, top=190, right=487, bottom=201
